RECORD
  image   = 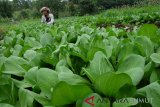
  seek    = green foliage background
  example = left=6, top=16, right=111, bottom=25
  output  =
left=1, top=0, right=160, bottom=19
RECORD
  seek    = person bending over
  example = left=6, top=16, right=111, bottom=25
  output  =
left=40, top=7, right=54, bottom=25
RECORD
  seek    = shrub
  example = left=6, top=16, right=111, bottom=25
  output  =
left=79, top=0, right=97, bottom=16
left=135, top=0, right=160, bottom=6
left=13, top=9, right=39, bottom=20
left=0, top=0, right=13, bottom=18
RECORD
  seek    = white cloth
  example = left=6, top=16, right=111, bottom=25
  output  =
left=41, top=13, right=54, bottom=25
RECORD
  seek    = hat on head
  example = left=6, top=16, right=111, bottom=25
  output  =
left=40, top=7, right=50, bottom=13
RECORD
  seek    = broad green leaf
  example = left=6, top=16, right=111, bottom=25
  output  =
left=80, top=26, right=94, bottom=34
left=144, top=62, right=152, bottom=76
left=116, top=84, right=136, bottom=98
left=56, top=66, right=73, bottom=74
left=12, top=79, right=32, bottom=88
left=3, top=36, right=13, bottom=46
left=75, top=34, right=90, bottom=46
left=0, top=75, right=10, bottom=85
left=70, top=45, right=88, bottom=62
left=18, top=45, right=30, bottom=57
left=108, top=36, right=119, bottom=49
left=25, top=37, right=42, bottom=49
left=134, top=36, right=154, bottom=57
left=65, top=53, right=74, bottom=71
left=0, top=56, right=6, bottom=73
left=88, top=36, right=110, bottom=59
left=10, top=80, right=18, bottom=106
left=84, top=51, right=114, bottom=82
left=12, top=44, right=22, bottom=56
left=44, top=106, right=55, bottom=107
left=87, top=47, right=107, bottom=61
left=156, top=47, right=160, bottom=54
left=0, top=103, right=14, bottom=107
left=118, top=67, right=144, bottom=86
left=95, top=72, right=132, bottom=97
left=134, top=42, right=146, bottom=57
left=113, top=98, right=138, bottom=107
left=0, top=77, right=12, bottom=103
left=56, top=65, right=90, bottom=85
left=1, top=48, right=7, bottom=59
left=150, top=69, right=160, bottom=83
left=2, top=56, right=29, bottom=76
left=118, top=43, right=140, bottom=61
left=18, top=88, right=34, bottom=107
left=22, top=89, right=51, bottom=106
left=107, top=28, right=117, bottom=37
left=58, top=71, right=90, bottom=85
left=138, top=24, right=159, bottom=44
left=76, top=99, right=83, bottom=107
left=58, top=31, right=67, bottom=44
left=67, top=31, right=77, bottom=43
left=108, top=36, right=119, bottom=59
left=150, top=53, right=160, bottom=64
left=28, top=53, right=42, bottom=67
left=41, top=46, right=58, bottom=65
left=55, top=59, right=68, bottom=71
left=23, top=50, right=37, bottom=61
left=40, top=34, right=53, bottom=46
left=118, top=54, right=145, bottom=85
left=24, top=67, right=38, bottom=86
left=51, top=81, right=93, bottom=106
left=0, top=84, right=11, bottom=102
left=37, top=68, right=59, bottom=98
left=137, top=81, right=160, bottom=107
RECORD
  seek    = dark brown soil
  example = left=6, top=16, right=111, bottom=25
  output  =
left=97, top=21, right=160, bottom=31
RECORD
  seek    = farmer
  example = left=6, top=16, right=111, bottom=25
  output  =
left=40, top=7, right=54, bottom=25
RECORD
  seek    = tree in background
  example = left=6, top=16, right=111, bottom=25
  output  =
left=69, top=0, right=79, bottom=4
left=96, top=0, right=139, bottom=9
left=67, top=0, right=139, bottom=16
left=12, top=0, right=37, bottom=19
left=0, top=0, right=157, bottom=19
left=79, top=0, right=97, bottom=16
left=0, top=0, right=12, bottom=18
left=67, top=0, right=79, bottom=16
left=13, top=0, right=31, bottom=10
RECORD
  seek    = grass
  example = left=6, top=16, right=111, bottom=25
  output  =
left=101, top=5, right=160, bottom=17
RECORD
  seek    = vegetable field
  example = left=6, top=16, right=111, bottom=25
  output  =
left=0, top=6, right=160, bottom=107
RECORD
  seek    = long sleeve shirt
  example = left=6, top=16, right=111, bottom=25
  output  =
left=41, top=13, right=54, bottom=25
